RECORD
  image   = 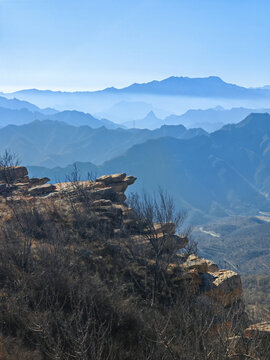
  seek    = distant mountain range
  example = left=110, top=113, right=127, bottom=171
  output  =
left=6, top=76, right=270, bottom=99
left=28, top=113, right=270, bottom=223
left=2, top=76, right=270, bottom=114
left=0, top=120, right=205, bottom=167
left=123, top=107, right=270, bottom=132
left=0, top=95, right=57, bottom=114
left=95, top=101, right=169, bottom=122
left=1, top=94, right=270, bottom=133
left=102, top=76, right=270, bottom=98
left=0, top=105, right=122, bottom=129
left=29, top=161, right=99, bottom=183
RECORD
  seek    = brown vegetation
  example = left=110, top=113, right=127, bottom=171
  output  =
left=0, top=166, right=269, bottom=359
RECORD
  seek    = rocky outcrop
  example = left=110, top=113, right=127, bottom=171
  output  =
left=96, top=173, right=136, bottom=186
left=0, top=167, right=243, bottom=312
left=200, top=270, right=242, bottom=307
left=28, top=177, right=50, bottom=186
left=0, top=166, right=28, bottom=182
left=1, top=166, right=260, bottom=355
left=0, top=166, right=55, bottom=198
left=95, top=173, right=137, bottom=203
left=183, top=254, right=209, bottom=273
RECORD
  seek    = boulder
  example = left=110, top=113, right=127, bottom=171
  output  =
left=96, top=174, right=136, bottom=193
left=96, top=173, right=127, bottom=185
left=182, top=256, right=219, bottom=274
left=182, top=255, right=209, bottom=273
left=125, top=175, right=137, bottom=185
left=28, top=184, right=56, bottom=196
left=0, top=166, right=28, bottom=182
left=201, top=270, right=242, bottom=307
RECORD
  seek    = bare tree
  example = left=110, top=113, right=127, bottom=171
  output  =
left=0, top=149, right=20, bottom=188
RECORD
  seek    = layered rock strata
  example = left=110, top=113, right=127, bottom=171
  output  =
left=0, top=166, right=56, bottom=197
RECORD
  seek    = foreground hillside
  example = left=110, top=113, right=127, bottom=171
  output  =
left=0, top=165, right=269, bottom=359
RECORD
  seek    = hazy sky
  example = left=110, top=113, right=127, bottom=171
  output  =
left=0, top=0, right=270, bottom=91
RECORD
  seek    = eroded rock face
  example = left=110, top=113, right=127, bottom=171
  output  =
left=201, top=270, right=242, bottom=307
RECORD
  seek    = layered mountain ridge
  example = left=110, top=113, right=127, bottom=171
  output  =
left=24, top=113, right=270, bottom=223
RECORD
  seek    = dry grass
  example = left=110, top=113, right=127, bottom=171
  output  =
left=0, top=185, right=269, bottom=359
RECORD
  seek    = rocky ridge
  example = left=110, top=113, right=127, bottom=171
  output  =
left=0, top=166, right=269, bottom=357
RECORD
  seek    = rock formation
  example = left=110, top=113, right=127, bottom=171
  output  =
left=0, top=166, right=56, bottom=197
left=0, top=165, right=267, bottom=357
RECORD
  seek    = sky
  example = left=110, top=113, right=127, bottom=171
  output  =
left=0, top=0, right=270, bottom=92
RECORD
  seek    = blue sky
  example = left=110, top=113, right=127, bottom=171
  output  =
left=0, top=0, right=270, bottom=91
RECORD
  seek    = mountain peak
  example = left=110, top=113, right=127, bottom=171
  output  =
left=145, top=110, right=158, bottom=118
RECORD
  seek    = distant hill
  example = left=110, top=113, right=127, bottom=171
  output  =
left=193, top=214, right=270, bottom=274
left=95, top=101, right=169, bottom=122
left=0, top=120, right=204, bottom=167
left=101, top=113, right=270, bottom=220
left=167, top=107, right=270, bottom=132
left=0, top=107, right=120, bottom=129
left=0, top=95, right=57, bottom=115
left=47, top=110, right=120, bottom=129
left=0, top=107, right=45, bottom=127
left=123, top=111, right=165, bottom=129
